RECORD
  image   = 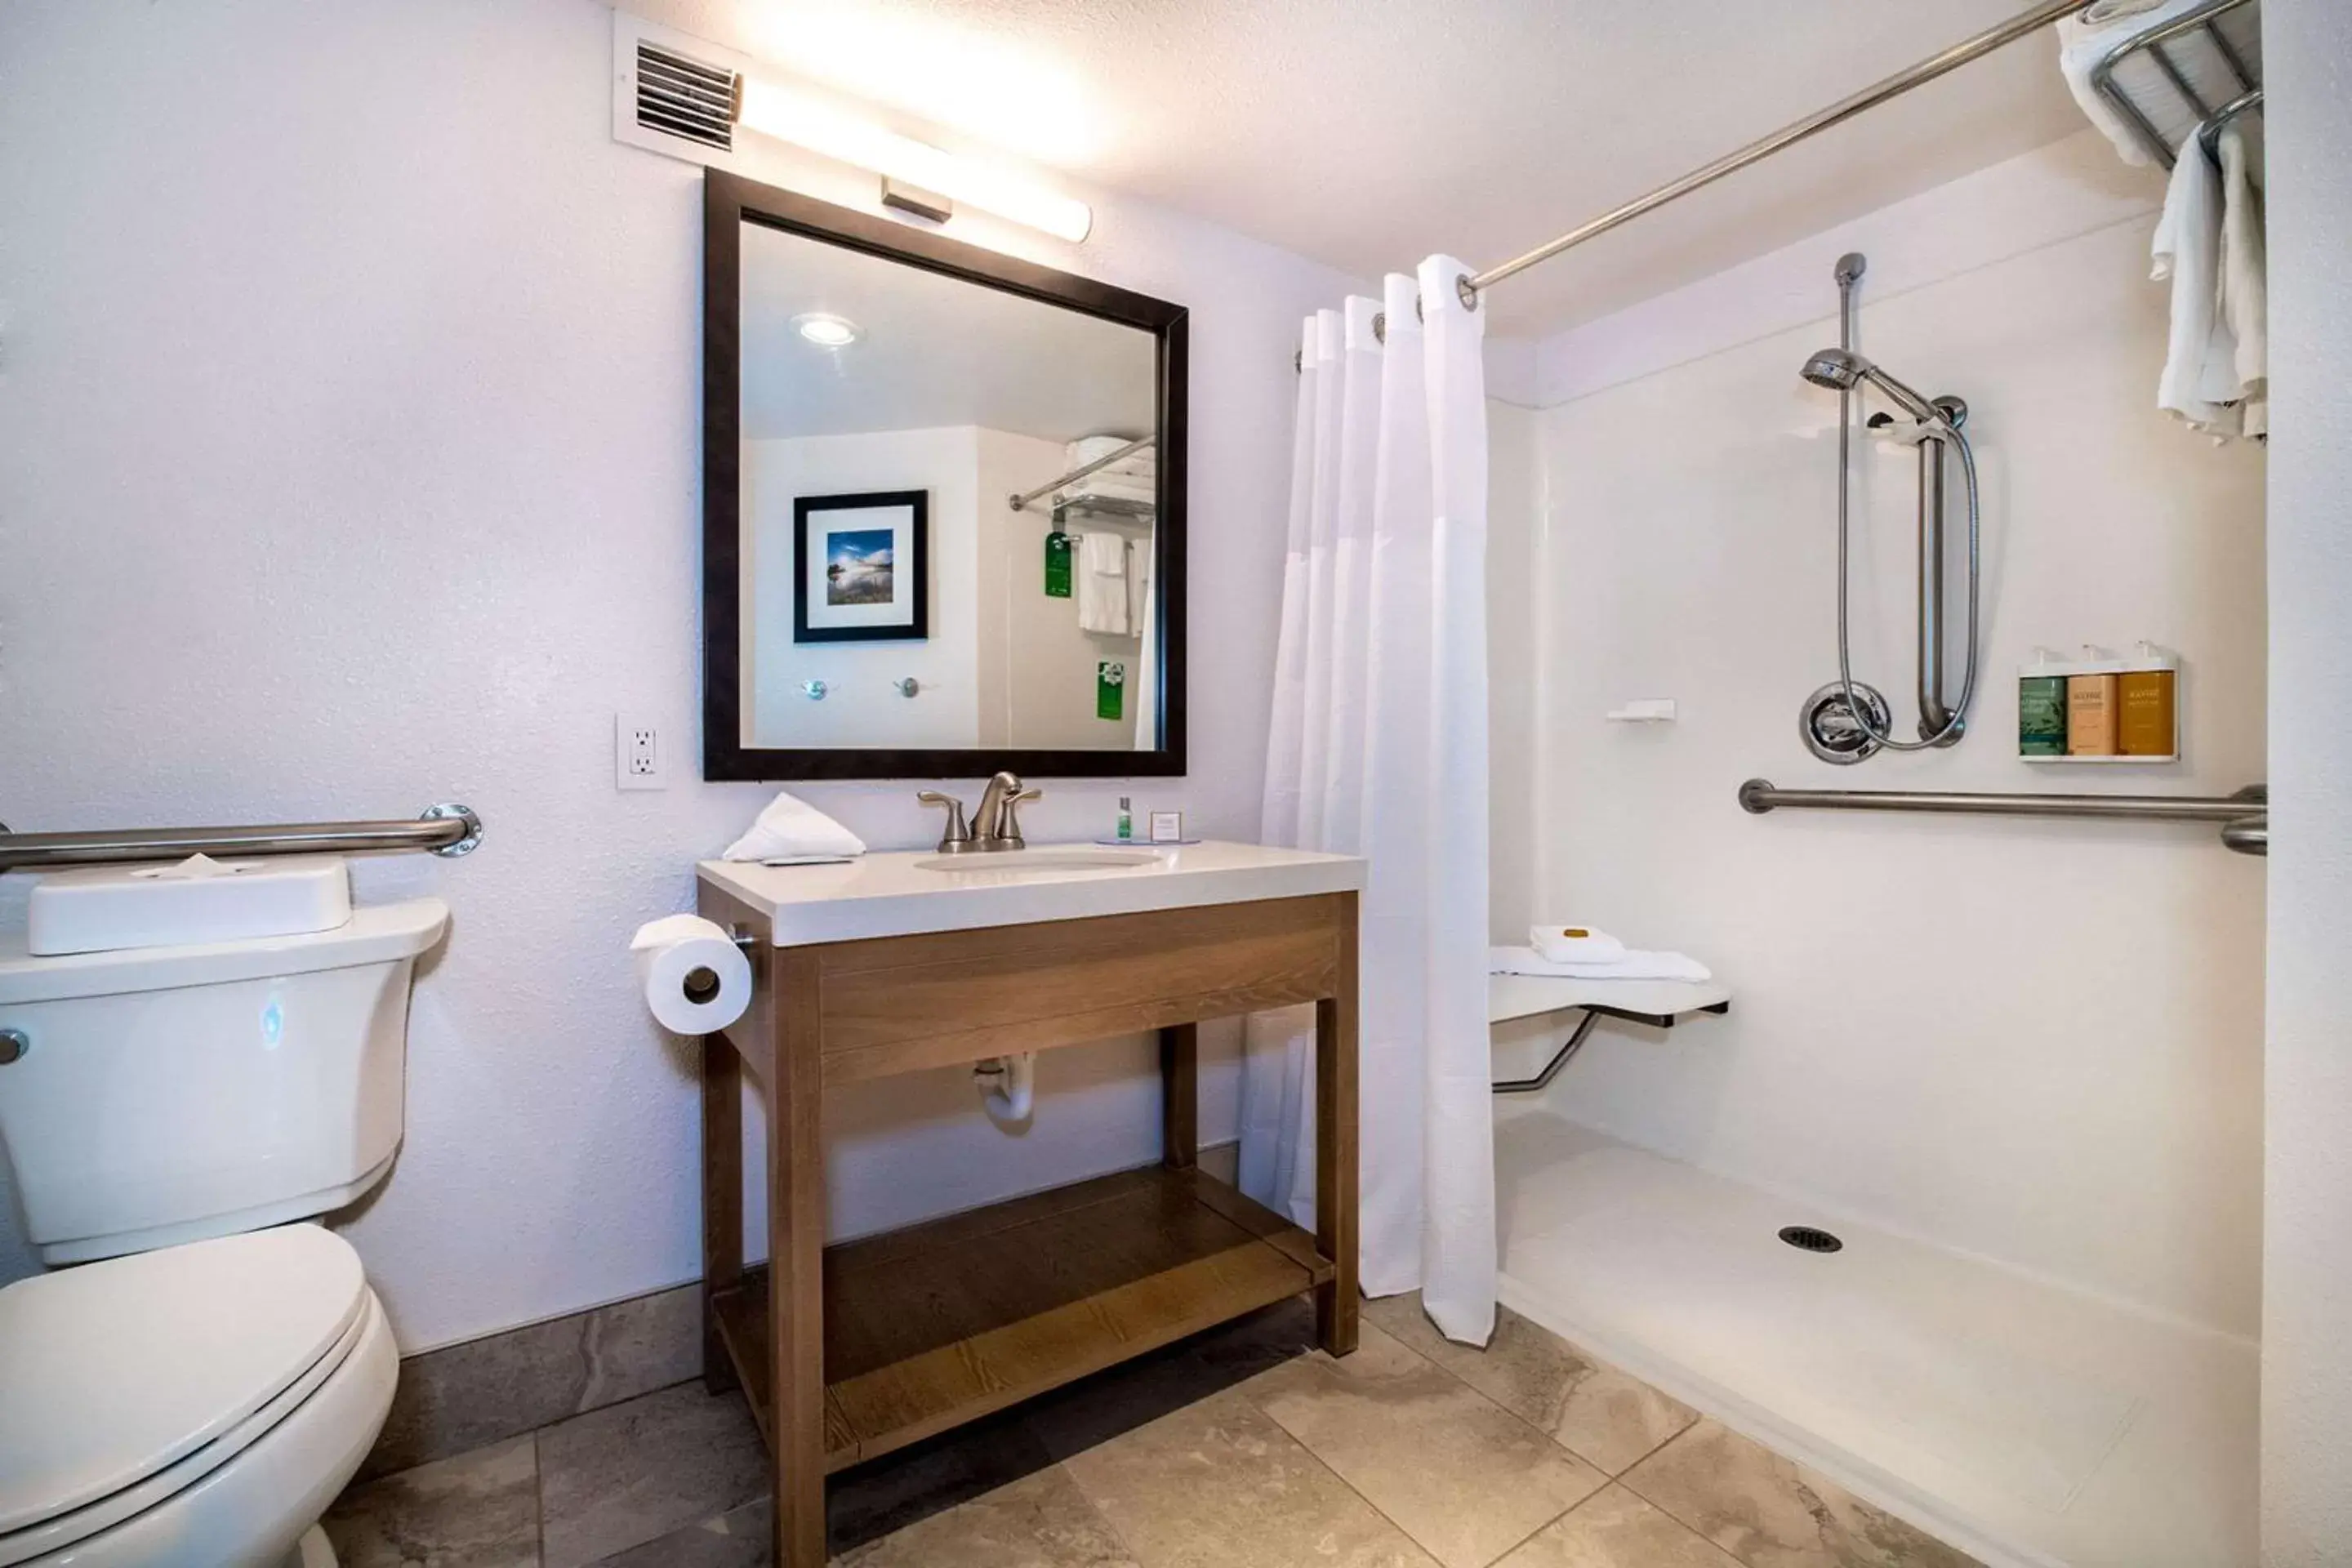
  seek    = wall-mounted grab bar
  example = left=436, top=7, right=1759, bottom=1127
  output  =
left=1740, top=778, right=2265, bottom=854
left=1749, top=780, right=2257, bottom=860
left=0, top=803, right=483, bottom=872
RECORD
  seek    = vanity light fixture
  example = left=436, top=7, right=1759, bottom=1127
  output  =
left=733, top=77, right=1094, bottom=243
left=792, top=312, right=862, bottom=348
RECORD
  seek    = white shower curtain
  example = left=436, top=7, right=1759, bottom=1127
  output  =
left=1238, top=259, right=1495, bottom=1346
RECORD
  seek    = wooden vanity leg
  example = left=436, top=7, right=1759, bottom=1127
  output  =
left=700, top=1036, right=742, bottom=1396
left=1314, top=897, right=1360, bottom=1356
left=769, top=949, right=830, bottom=1568
left=1160, top=1023, right=1198, bottom=1170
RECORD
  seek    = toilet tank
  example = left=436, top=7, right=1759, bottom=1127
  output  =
left=0, top=894, right=448, bottom=1264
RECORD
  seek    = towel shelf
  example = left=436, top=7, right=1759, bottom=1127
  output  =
left=2087, top=0, right=2261, bottom=168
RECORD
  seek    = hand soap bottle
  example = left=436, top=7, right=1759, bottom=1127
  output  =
left=1116, top=796, right=1134, bottom=842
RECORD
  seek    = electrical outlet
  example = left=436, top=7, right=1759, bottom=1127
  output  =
left=616, top=714, right=665, bottom=791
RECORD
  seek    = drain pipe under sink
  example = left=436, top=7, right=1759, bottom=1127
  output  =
left=974, top=1054, right=1036, bottom=1124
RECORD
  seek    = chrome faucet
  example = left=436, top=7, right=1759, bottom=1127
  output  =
left=918, top=772, right=1040, bottom=853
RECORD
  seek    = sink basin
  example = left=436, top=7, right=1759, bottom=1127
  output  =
left=912, top=849, right=1158, bottom=875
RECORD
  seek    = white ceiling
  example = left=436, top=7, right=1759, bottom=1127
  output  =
left=629, top=0, right=2094, bottom=338
left=740, top=219, right=1157, bottom=440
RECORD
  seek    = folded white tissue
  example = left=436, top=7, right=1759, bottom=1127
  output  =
left=1528, top=924, right=1626, bottom=964
left=1489, top=944, right=1713, bottom=983
left=721, top=791, right=866, bottom=865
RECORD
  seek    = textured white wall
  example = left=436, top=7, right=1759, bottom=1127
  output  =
left=1521, top=136, right=2268, bottom=1336
left=2259, top=6, right=2352, bottom=1558
left=0, top=0, right=1363, bottom=1350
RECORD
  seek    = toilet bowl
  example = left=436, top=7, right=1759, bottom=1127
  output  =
left=0, top=1227, right=397, bottom=1567
left=0, top=873, right=448, bottom=1567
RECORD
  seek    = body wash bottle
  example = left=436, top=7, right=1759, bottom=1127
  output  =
left=2019, top=648, right=2069, bottom=757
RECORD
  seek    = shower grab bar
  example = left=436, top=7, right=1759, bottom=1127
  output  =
left=0, top=803, right=484, bottom=872
left=1739, top=778, right=2265, bottom=854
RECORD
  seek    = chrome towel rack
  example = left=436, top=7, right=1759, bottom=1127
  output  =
left=1739, top=779, right=2265, bottom=856
left=0, top=803, right=483, bottom=872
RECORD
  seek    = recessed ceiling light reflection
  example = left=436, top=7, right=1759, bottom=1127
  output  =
left=793, top=313, right=862, bottom=348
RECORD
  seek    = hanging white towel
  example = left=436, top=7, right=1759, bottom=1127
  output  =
left=1489, top=946, right=1713, bottom=984
left=2152, top=136, right=2234, bottom=435
left=1076, top=531, right=1132, bottom=635
left=2214, top=120, right=2267, bottom=439
left=2057, top=0, right=2261, bottom=167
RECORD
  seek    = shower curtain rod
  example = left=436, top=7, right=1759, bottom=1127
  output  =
left=1454, top=0, right=2098, bottom=306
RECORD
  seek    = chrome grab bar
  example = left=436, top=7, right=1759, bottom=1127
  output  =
left=0, top=803, right=483, bottom=872
left=1740, top=779, right=2266, bottom=855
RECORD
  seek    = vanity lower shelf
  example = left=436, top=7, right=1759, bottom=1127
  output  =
left=708, top=1162, right=1332, bottom=1472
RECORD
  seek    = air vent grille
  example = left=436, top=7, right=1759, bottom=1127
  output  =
left=635, top=41, right=737, bottom=151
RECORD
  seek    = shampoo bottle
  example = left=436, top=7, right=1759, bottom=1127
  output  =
left=2066, top=647, right=2123, bottom=757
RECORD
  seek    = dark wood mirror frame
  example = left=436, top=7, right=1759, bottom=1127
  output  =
left=702, top=170, right=1189, bottom=782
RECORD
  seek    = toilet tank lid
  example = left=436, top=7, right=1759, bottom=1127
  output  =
left=0, top=896, right=448, bottom=1005
left=0, top=1224, right=370, bottom=1536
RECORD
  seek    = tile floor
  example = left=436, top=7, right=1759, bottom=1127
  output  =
left=324, top=1292, right=1984, bottom=1568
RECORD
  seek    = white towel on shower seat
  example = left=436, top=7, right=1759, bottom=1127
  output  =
left=1489, top=945, right=1713, bottom=983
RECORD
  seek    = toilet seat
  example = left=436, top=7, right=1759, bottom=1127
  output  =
left=0, top=1226, right=388, bottom=1567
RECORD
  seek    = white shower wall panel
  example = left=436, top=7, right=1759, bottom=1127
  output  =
left=1517, top=136, right=2267, bottom=1336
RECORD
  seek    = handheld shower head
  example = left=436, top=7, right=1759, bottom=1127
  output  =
left=1800, top=346, right=1949, bottom=428
left=1801, top=346, right=1865, bottom=390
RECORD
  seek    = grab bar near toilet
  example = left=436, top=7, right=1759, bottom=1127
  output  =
left=0, top=804, right=484, bottom=871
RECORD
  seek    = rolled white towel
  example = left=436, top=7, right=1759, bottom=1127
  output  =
left=1489, top=945, right=1713, bottom=983
left=1529, top=924, right=1626, bottom=964
left=722, top=791, right=866, bottom=864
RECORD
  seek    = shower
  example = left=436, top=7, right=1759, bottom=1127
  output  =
left=1798, top=254, right=1982, bottom=763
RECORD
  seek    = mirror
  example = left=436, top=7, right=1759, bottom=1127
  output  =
left=702, top=172, right=1187, bottom=780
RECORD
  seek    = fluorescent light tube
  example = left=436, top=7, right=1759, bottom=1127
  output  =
left=736, top=78, right=1093, bottom=243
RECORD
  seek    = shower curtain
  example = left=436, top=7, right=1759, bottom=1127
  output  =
left=1237, top=259, right=1495, bottom=1345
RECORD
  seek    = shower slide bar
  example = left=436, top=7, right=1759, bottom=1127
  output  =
left=1008, top=435, right=1154, bottom=513
left=1739, top=778, right=2267, bottom=855
left=0, top=804, right=485, bottom=872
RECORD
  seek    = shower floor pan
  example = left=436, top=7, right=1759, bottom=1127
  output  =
left=1494, top=1111, right=2256, bottom=1568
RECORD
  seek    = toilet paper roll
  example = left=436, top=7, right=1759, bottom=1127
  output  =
left=630, top=914, right=753, bottom=1034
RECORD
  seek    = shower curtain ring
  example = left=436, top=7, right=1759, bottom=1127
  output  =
left=1373, top=311, right=1386, bottom=344
left=1456, top=273, right=1479, bottom=311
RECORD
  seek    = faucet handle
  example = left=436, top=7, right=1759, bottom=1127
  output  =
left=916, top=790, right=972, bottom=851
left=998, top=787, right=1043, bottom=849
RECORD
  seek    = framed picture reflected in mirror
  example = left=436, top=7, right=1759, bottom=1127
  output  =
left=791, top=490, right=929, bottom=644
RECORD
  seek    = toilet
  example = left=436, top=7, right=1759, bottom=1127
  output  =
left=0, top=871, right=446, bottom=1568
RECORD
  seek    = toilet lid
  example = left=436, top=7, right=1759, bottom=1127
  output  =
left=0, top=1224, right=368, bottom=1535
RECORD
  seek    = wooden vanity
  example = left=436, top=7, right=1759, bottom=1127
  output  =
left=694, top=844, right=1362, bottom=1568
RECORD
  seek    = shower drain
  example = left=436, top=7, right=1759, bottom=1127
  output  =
left=1778, top=1225, right=1844, bottom=1254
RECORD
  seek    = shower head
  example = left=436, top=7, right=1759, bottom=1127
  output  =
left=1799, top=347, right=1949, bottom=428
left=1801, top=347, right=1864, bottom=391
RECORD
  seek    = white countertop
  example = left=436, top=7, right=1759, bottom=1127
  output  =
left=700, top=840, right=1365, bottom=947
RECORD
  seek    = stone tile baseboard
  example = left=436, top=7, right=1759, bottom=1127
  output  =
left=360, top=1283, right=702, bottom=1481
left=362, top=1142, right=1246, bottom=1483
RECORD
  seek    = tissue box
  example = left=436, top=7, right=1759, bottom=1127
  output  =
left=28, top=854, right=354, bottom=956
